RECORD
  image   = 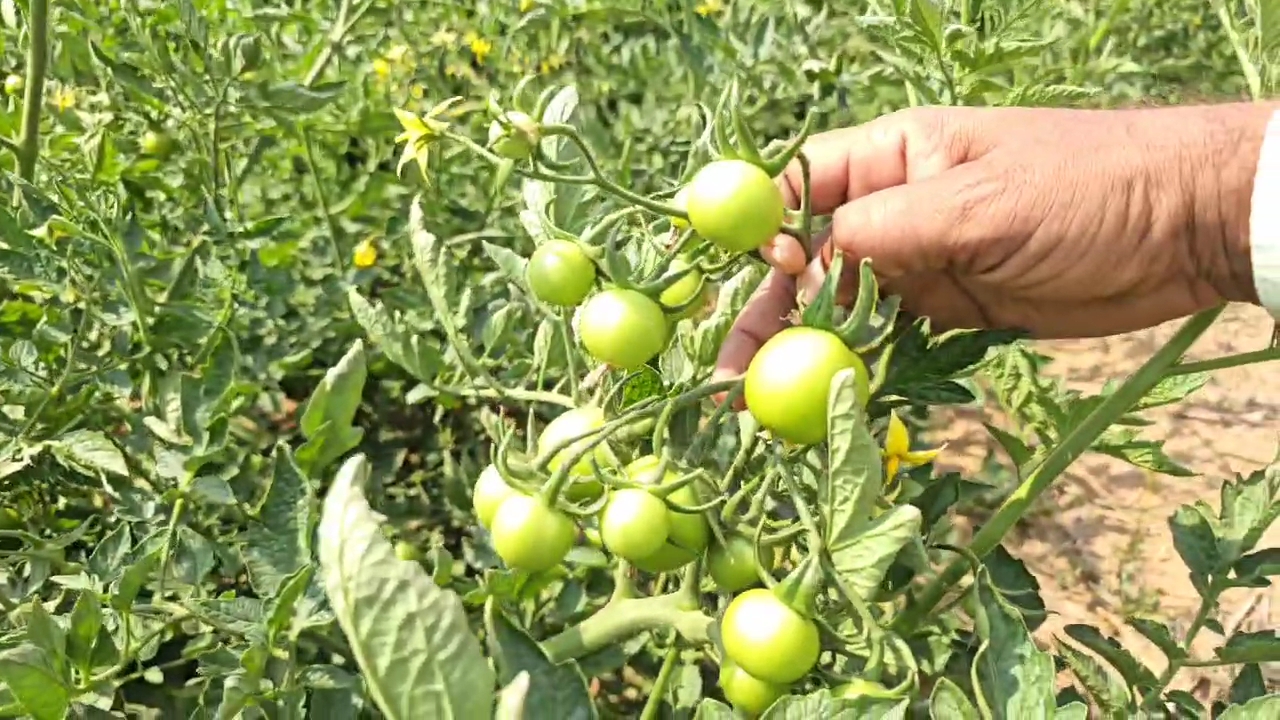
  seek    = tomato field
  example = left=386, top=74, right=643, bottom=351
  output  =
left=2, top=0, right=1280, bottom=718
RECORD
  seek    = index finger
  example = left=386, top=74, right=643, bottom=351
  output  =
left=711, top=268, right=797, bottom=409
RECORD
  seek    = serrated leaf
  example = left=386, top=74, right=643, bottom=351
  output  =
left=1169, top=504, right=1221, bottom=578
left=1125, top=617, right=1185, bottom=662
left=984, top=423, right=1033, bottom=470
left=829, top=504, right=920, bottom=602
left=1056, top=639, right=1130, bottom=715
left=47, top=430, right=128, bottom=478
left=483, top=241, right=528, bottom=284
left=971, top=568, right=1057, bottom=719
left=764, top=689, right=906, bottom=719
left=483, top=602, right=596, bottom=720
left=1054, top=702, right=1090, bottom=720
left=693, top=698, right=735, bottom=719
left=1062, top=625, right=1159, bottom=690
left=300, top=340, right=367, bottom=441
left=348, top=289, right=441, bottom=382
left=985, top=546, right=1046, bottom=632
left=1229, top=664, right=1267, bottom=705
left=823, top=368, right=883, bottom=546
left=241, top=444, right=316, bottom=597
left=1216, top=631, right=1280, bottom=664
left=319, top=454, right=495, bottom=720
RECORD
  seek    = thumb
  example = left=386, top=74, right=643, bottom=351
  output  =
left=825, top=164, right=997, bottom=279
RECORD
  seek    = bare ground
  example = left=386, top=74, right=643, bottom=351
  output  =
left=929, top=303, right=1280, bottom=701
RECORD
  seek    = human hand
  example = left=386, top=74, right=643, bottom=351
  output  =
left=713, top=102, right=1275, bottom=391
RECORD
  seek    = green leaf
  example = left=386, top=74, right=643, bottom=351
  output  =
left=1124, top=617, right=1185, bottom=662
left=984, top=546, right=1046, bottom=632
left=300, top=340, right=368, bottom=441
left=693, top=698, right=735, bottom=719
left=984, top=423, right=1033, bottom=471
left=241, top=444, right=316, bottom=597
left=23, top=601, right=65, bottom=661
left=1169, top=504, right=1221, bottom=578
left=347, top=289, right=441, bottom=382
left=66, top=592, right=103, bottom=668
left=764, top=689, right=907, bottom=718
left=189, top=475, right=237, bottom=505
left=318, top=454, right=495, bottom=720
left=494, top=672, right=532, bottom=720
left=1234, top=547, right=1280, bottom=581
left=1218, top=694, right=1280, bottom=718
left=1216, top=631, right=1280, bottom=664
left=1217, top=465, right=1280, bottom=563
left=971, top=567, right=1057, bottom=719
left=929, top=677, right=980, bottom=719
left=1229, top=664, right=1268, bottom=706
left=483, top=241, right=529, bottom=285
left=879, top=321, right=1021, bottom=405
left=829, top=504, right=921, bottom=602
left=256, top=80, right=346, bottom=112
left=1055, top=639, right=1130, bottom=715
left=1061, top=625, right=1158, bottom=690
left=47, top=429, right=128, bottom=478
left=1053, top=702, right=1090, bottom=720
left=483, top=602, right=596, bottom=720
left=0, top=644, right=70, bottom=720
left=823, top=368, right=883, bottom=546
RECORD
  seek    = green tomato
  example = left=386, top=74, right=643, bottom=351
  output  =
left=599, top=488, right=670, bottom=561
left=536, top=406, right=612, bottom=501
left=659, top=258, right=707, bottom=320
left=489, top=493, right=577, bottom=573
left=708, top=534, right=771, bottom=593
left=670, top=186, right=690, bottom=229
left=577, top=288, right=668, bottom=370
left=626, top=455, right=709, bottom=572
left=4, top=74, right=22, bottom=96
left=719, top=659, right=788, bottom=716
left=394, top=540, right=422, bottom=562
left=488, top=110, right=540, bottom=160
left=472, top=463, right=515, bottom=530
left=743, top=326, right=870, bottom=446
left=0, top=507, right=21, bottom=530
left=685, top=159, right=784, bottom=254
left=832, top=678, right=896, bottom=700
left=527, top=239, right=596, bottom=307
left=140, top=130, right=173, bottom=158
left=720, top=588, right=821, bottom=684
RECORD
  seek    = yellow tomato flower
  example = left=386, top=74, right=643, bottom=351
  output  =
left=393, top=96, right=464, bottom=182
left=52, top=86, right=76, bottom=111
left=430, top=30, right=458, bottom=47
left=353, top=239, right=378, bottom=268
left=372, top=58, right=392, bottom=80
left=882, top=410, right=942, bottom=481
left=466, top=32, right=493, bottom=64
left=385, top=44, right=411, bottom=65
left=539, top=53, right=566, bottom=74
left=695, top=0, right=725, bottom=17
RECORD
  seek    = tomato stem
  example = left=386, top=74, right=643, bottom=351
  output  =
left=15, top=0, right=48, bottom=187
left=539, top=593, right=714, bottom=664
left=892, top=306, right=1225, bottom=633
left=638, top=642, right=681, bottom=720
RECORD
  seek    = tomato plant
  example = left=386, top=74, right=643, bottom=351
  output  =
left=9, top=2, right=1278, bottom=718
left=685, top=159, right=786, bottom=254
left=577, top=288, right=669, bottom=370
left=744, top=325, right=870, bottom=445
left=526, top=238, right=596, bottom=307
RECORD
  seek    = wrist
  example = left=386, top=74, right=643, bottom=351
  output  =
left=1191, top=102, right=1280, bottom=306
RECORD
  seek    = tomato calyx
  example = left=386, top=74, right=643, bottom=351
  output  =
left=487, top=109, right=542, bottom=160
left=771, top=553, right=823, bottom=619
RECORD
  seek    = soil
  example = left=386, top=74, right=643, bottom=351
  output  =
left=929, top=303, right=1280, bottom=703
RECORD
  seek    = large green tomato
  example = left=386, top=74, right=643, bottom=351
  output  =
left=140, top=130, right=174, bottom=158
left=473, top=464, right=515, bottom=530
left=685, top=159, right=784, bottom=254
left=708, top=534, right=772, bottom=593
left=743, top=326, right=870, bottom=446
left=600, top=488, right=670, bottom=561
left=626, top=455, right=709, bottom=572
left=832, top=678, right=896, bottom=700
left=536, top=406, right=612, bottom=501
left=659, top=258, right=707, bottom=320
left=526, top=239, right=596, bottom=307
left=577, top=288, right=668, bottom=370
left=489, top=493, right=576, bottom=573
left=720, top=588, right=821, bottom=684
left=719, top=659, right=788, bottom=716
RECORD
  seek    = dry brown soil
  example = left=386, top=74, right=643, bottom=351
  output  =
left=929, top=303, right=1279, bottom=702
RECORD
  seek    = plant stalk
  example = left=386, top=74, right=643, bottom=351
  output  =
left=16, top=0, right=50, bottom=184
left=893, top=306, right=1224, bottom=633
left=540, top=593, right=713, bottom=663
